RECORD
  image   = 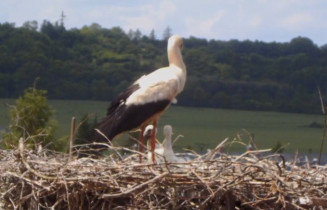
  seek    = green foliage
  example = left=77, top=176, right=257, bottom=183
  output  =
left=0, top=21, right=327, bottom=113
left=271, top=141, right=285, bottom=153
left=1, top=86, right=59, bottom=150
left=75, top=114, right=98, bottom=145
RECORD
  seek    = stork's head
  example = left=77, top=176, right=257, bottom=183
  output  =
left=163, top=125, right=173, bottom=138
left=144, top=125, right=154, bottom=139
left=168, top=35, right=183, bottom=50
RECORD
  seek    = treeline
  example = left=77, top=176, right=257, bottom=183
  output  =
left=1, top=20, right=327, bottom=113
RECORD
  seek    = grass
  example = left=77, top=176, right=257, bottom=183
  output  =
left=0, top=99, right=324, bottom=153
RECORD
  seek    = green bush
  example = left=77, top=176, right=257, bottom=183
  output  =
left=1, top=86, right=59, bottom=150
left=75, top=114, right=97, bottom=145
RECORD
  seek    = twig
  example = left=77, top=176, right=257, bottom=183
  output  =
left=204, top=137, right=229, bottom=161
left=69, top=117, right=76, bottom=162
left=234, top=148, right=271, bottom=162
left=18, top=138, right=58, bottom=180
left=4, top=171, right=50, bottom=191
left=191, top=169, right=214, bottom=195
left=172, top=134, right=184, bottom=145
left=317, top=87, right=326, bottom=165
left=101, top=172, right=169, bottom=198
left=93, top=129, right=123, bottom=160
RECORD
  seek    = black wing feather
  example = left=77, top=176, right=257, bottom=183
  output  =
left=106, top=84, right=140, bottom=115
left=94, top=83, right=171, bottom=142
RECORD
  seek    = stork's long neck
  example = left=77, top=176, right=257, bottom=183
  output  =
left=163, top=136, right=172, bottom=150
left=168, top=47, right=186, bottom=71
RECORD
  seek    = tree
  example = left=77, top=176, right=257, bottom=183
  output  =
left=1, top=84, right=58, bottom=150
left=127, top=29, right=142, bottom=41
left=127, top=29, right=134, bottom=40
left=162, top=26, right=172, bottom=40
left=134, top=29, right=142, bottom=41
left=22, top=20, right=38, bottom=31
left=149, top=29, right=156, bottom=40
left=59, top=11, right=66, bottom=27
left=40, top=20, right=65, bottom=39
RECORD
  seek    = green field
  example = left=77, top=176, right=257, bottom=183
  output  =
left=0, top=99, right=325, bottom=153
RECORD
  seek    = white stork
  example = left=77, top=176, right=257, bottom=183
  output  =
left=94, top=35, right=186, bottom=162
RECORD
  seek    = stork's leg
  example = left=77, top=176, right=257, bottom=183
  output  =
left=151, top=119, right=157, bottom=162
left=139, top=125, right=145, bottom=163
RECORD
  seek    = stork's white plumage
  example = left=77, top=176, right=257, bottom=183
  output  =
left=161, top=125, right=179, bottom=162
left=143, top=125, right=155, bottom=142
left=147, top=125, right=178, bottom=163
left=94, top=35, right=186, bottom=162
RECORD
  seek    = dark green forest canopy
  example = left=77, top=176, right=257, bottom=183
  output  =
left=1, top=21, right=327, bottom=114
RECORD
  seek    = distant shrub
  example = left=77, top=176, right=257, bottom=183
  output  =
left=271, top=141, right=285, bottom=153
left=308, top=121, right=323, bottom=128
left=75, top=114, right=97, bottom=145
left=1, top=86, right=61, bottom=150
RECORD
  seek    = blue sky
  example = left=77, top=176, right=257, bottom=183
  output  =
left=1, top=0, right=327, bottom=46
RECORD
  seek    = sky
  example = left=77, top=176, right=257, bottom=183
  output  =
left=1, top=0, right=327, bottom=46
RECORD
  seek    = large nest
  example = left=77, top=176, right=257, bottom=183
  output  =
left=0, top=139, right=326, bottom=210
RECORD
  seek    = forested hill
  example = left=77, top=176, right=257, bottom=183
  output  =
left=1, top=21, right=327, bottom=114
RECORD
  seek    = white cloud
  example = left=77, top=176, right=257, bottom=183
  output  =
left=73, top=1, right=177, bottom=34
left=184, top=11, right=226, bottom=38
left=248, top=15, right=262, bottom=28
left=120, top=1, right=176, bottom=32
left=157, top=0, right=176, bottom=20
left=279, top=13, right=314, bottom=30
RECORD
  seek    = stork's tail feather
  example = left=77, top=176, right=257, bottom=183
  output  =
left=93, top=115, right=117, bottom=142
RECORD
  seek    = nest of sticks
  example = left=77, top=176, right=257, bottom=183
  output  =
left=1, top=138, right=327, bottom=210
